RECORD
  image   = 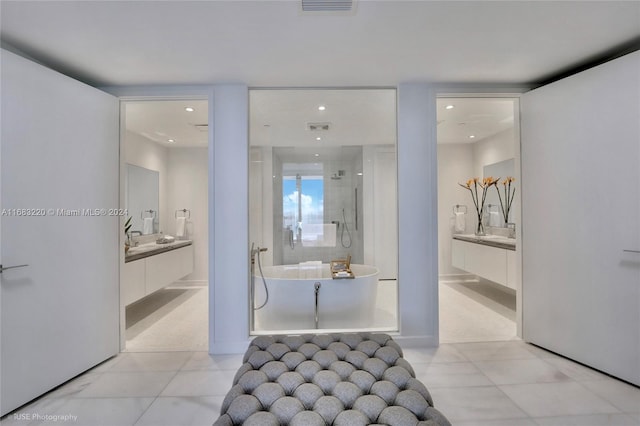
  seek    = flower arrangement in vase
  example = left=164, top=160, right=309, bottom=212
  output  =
left=124, top=216, right=132, bottom=253
left=459, top=177, right=499, bottom=236
left=495, top=176, right=516, bottom=225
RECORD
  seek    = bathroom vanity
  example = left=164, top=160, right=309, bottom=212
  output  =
left=123, top=240, right=194, bottom=305
left=451, top=234, right=517, bottom=289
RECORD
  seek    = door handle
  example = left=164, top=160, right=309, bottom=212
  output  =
left=0, top=264, right=29, bottom=273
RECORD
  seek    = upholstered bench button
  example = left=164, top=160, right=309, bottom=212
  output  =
left=327, top=341, right=351, bottom=359
left=243, top=411, right=279, bottom=426
left=330, top=360, right=357, bottom=380
left=292, top=383, right=324, bottom=409
left=345, top=350, right=368, bottom=369
left=269, top=396, right=305, bottom=424
left=395, top=389, right=430, bottom=418
left=382, top=365, right=412, bottom=388
left=281, top=335, right=305, bottom=351
left=340, top=333, right=364, bottom=349
left=266, top=342, right=291, bottom=360
left=356, top=340, right=381, bottom=356
left=295, top=360, right=322, bottom=381
left=312, top=349, right=339, bottom=368
left=313, top=395, right=344, bottom=424
left=353, top=394, right=388, bottom=422
left=395, top=357, right=416, bottom=377
left=378, top=405, right=420, bottom=426
left=251, top=335, right=277, bottom=350
left=247, top=350, right=274, bottom=369
left=298, top=343, right=321, bottom=359
left=363, top=357, right=389, bottom=379
left=375, top=345, right=401, bottom=365
left=349, top=370, right=377, bottom=393
left=226, top=394, right=262, bottom=424
left=405, top=378, right=434, bottom=406
left=312, top=370, right=341, bottom=393
left=334, top=409, right=370, bottom=426
left=332, top=381, right=363, bottom=408
left=311, top=334, right=334, bottom=349
left=252, top=382, right=285, bottom=409
left=260, top=360, right=289, bottom=381
left=290, top=410, right=325, bottom=426
left=237, top=370, right=268, bottom=393
left=370, top=380, right=400, bottom=405
left=276, top=371, right=305, bottom=395
left=281, top=351, right=306, bottom=370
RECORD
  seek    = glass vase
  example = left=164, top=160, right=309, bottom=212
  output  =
left=475, top=218, right=485, bottom=236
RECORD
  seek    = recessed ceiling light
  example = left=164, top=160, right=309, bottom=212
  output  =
left=318, top=105, right=326, bottom=111
left=316, top=137, right=322, bottom=141
left=469, top=135, right=475, bottom=139
left=168, top=139, right=175, bottom=143
left=185, top=107, right=195, bottom=112
left=446, top=105, right=454, bottom=110
left=314, top=153, right=320, bottom=157
left=357, top=172, right=363, bottom=176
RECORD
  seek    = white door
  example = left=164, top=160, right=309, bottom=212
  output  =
left=1, top=50, right=120, bottom=415
left=521, top=51, right=639, bottom=385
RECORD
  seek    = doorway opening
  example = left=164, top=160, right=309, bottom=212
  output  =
left=436, top=96, right=522, bottom=343
left=120, top=99, right=209, bottom=352
left=248, top=88, right=399, bottom=335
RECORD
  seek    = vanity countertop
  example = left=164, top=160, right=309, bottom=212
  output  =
left=453, top=234, right=516, bottom=251
left=125, top=240, right=192, bottom=263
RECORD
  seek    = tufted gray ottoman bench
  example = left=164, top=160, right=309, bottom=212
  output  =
left=213, top=333, right=451, bottom=426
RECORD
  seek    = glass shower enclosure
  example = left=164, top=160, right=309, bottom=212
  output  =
left=249, top=89, right=398, bottom=334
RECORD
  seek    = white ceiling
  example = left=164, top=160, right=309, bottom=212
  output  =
left=4, top=1, right=634, bottom=149
left=125, top=100, right=208, bottom=148
left=436, top=98, right=515, bottom=144
left=1, top=1, right=638, bottom=87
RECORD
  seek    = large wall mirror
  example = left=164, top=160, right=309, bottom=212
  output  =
left=125, top=163, right=159, bottom=235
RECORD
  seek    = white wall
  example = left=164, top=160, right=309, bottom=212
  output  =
left=167, top=148, right=209, bottom=281
left=124, top=130, right=169, bottom=233
left=437, top=143, right=474, bottom=276
left=472, top=128, right=515, bottom=177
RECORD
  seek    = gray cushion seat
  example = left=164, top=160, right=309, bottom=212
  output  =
left=214, top=333, right=451, bottom=426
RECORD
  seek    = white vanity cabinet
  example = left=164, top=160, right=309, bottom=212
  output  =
left=122, top=244, right=194, bottom=306
left=452, top=238, right=516, bottom=289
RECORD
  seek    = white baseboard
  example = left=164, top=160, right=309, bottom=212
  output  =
left=438, top=273, right=477, bottom=283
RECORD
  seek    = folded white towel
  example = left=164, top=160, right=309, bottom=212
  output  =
left=143, top=217, right=153, bottom=235
left=489, top=211, right=501, bottom=227
left=454, top=212, right=465, bottom=233
left=176, top=217, right=186, bottom=238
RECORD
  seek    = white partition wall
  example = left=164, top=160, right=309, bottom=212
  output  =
left=1, top=49, right=120, bottom=414
left=521, top=51, right=640, bottom=385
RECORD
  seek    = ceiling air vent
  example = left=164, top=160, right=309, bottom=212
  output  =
left=193, top=124, right=209, bottom=132
left=308, top=122, right=331, bottom=131
left=301, top=0, right=354, bottom=13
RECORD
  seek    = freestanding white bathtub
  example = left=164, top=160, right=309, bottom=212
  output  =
left=253, top=263, right=379, bottom=331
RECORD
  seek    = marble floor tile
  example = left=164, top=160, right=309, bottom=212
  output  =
left=160, top=370, right=236, bottom=397
left=541, top=356, right=611, bottom=382
left=40, top=397, right=154, bottom=426
left=499, top=382, right=620, bottom=418
left=44, top=373, right=104, bottom=399
left=403, top=344, right=469, bottom=364
left=580, top=379, right=640, bottom=413
left=135, top=396, right=223, bottom=426
left=414, top=362, right=493, bottom=388
left=533, top=413, right=640, bottom=425
left=181, top=352, right=244, bottom=371
left=0, top=398, right=68, bottom=426
left=474, top=358, right=570, bottom=385
left=77, top=372, right=176, bottom=398
left=453, top=341, right=539, bottom=361
left=429, top=386, right=527, bottom=422
left=455, top=418, right=537, bottom=426
left=107, top=351, right=192, bottom=372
